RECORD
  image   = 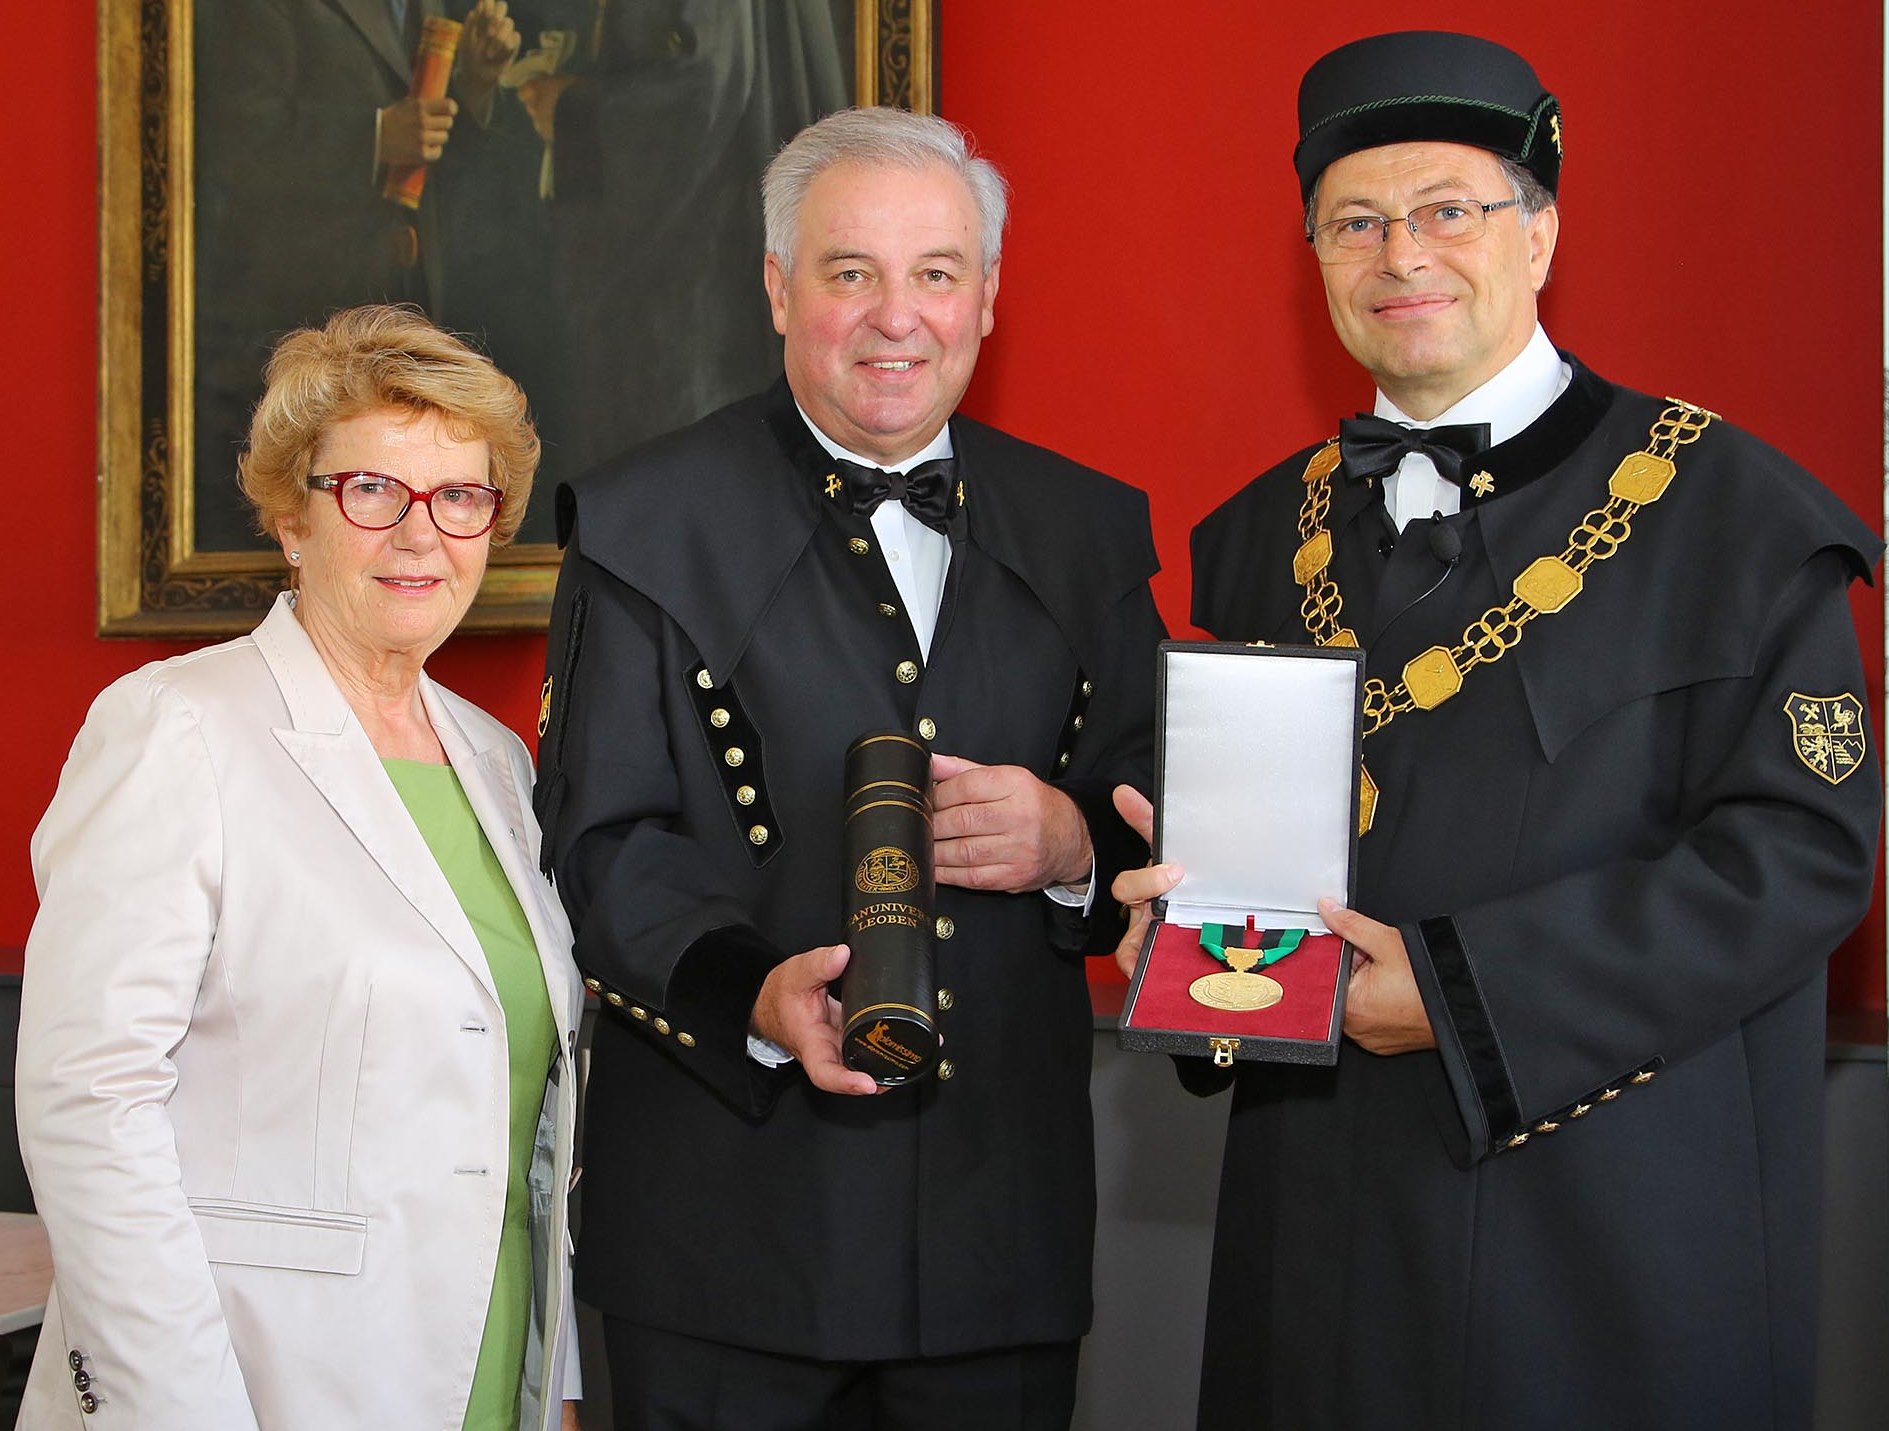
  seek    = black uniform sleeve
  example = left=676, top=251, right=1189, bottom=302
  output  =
left=1051, top=577, right=1166, bottom=956
left=536, top=527, right=789, bottom=1118
left=1406, top=548, right=1881, bottom=1163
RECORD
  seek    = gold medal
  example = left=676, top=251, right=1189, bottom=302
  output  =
left=1189, top=938, right=1285, bottom=1011
left=1190, top=970, right=1284, bottom=1011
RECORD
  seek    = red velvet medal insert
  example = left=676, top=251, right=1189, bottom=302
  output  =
left=1124, top=919, right=1344, bottom=1041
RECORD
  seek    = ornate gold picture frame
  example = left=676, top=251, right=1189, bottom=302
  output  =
left=98, top=0, right=936, bottom=637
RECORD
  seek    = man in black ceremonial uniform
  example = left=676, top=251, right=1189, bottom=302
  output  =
left=536, top=107, right=1163, bottom=1429
left=1117, top=31, right=1882, bottom=1431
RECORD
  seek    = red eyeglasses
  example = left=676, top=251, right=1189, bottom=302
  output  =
left=307, top=471, right=504, bottom=538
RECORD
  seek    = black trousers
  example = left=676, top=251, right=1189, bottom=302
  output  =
left=602, top=1316, right=1081, bottom=1431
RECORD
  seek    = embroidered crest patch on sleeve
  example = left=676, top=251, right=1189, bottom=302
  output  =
left=1785, top=692, right=1867, bottom=785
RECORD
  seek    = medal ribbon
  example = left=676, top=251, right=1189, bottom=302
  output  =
left=1199, top=917, right=1305, bottom=967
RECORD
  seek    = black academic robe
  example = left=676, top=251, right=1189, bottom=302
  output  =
left=535, top=383, right=1164, bottom=1361
left=1187, top=363, right=1882, bottom=1431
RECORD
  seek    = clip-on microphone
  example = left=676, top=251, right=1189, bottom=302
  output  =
left=1377, top=512, right=1462, bottom=634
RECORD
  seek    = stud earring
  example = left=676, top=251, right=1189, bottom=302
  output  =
left=288, top=551, right=301, bottom=564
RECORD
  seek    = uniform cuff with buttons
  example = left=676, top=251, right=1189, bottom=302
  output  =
left=660, top=923, right=797, bottom=1116
left=1404, top=912, right=1667, bottom=1165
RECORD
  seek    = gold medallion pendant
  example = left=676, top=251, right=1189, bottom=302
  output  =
left=1190, top=940, right=1285, bottom=1011
left=1190, top=969, right=1285, bottom=1011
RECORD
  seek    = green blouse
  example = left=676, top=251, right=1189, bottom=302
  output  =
left=385, top=760, right=558, bottom=1431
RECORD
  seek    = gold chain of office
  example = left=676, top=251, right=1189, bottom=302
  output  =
left=1289, top=399, right=1718, bottom=832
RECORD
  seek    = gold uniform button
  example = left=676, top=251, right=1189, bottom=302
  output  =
left=749, top=825, right=770, bottom=845
left=583, top=977, right=603, bottom=993
left=935, top=915, right=955, bottom=939
left=1506, top=1132, right=1530, bottom=1148
left=879, top=602, right=899, bottom=618
left=735, top=785, right=757, bottom=805
left=936, top=988, right=955, bottom=1011
left=629, top=1006, right=649, bottom=1021
left=848, top=537, right=872, bottom=556
left=677, top=1032, right=696, bottom=1048
left=918, top=717, right=937, bottom=740
left=1082, top=680, right=1095, bottom=697
left=696, top=669, right=715, bottom=690
left=604, top=991, right=625, bottom=1007
left=896, top=661, right=919, bottom=685
left=1071, top=715, right=1085, bottom=731
left=936, top=1058, right=956, bottom=1080
left=653, top=1018, right=672, bottom=1036
left=710, top=708, right=730, bottom=728
left=1056, top=752, right=1071, bottom=769
left=1630, top=1070, right=1657, bottom=1084
left=725, top=747, right=745, bottom=767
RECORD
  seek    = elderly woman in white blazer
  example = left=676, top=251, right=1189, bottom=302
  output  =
left=17, top=307, right=583, bottom=1430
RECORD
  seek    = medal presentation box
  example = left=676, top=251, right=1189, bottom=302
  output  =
left=1119, top=642, right=1364, bottom=1067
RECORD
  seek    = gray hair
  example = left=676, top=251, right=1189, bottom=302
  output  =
left=1303, top=154, right=1555, bottom=238
left=763, top=107, right=1009, bottom=274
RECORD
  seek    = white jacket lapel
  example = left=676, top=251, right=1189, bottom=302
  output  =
left=252, top=596, right=499, bottom=1004
left=425, top=682, right=582, bottom=1040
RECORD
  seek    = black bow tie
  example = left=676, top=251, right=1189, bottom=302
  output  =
left=829, top=457, right=959, bottom=533
left=1338, top=415, right=1492, bottom=487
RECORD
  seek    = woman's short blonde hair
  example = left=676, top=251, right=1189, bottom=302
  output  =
left=238, top=305, right=540, bottom=546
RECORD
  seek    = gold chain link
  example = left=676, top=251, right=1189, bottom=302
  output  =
left=1294, top=445, right=1347, bottom=646
left=1294, top=401, right=1716, bottom=740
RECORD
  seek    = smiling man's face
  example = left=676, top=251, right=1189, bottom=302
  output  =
left=765, top=160, right=998, bottom=465
left=1314, top=142, right=1557, bottom=419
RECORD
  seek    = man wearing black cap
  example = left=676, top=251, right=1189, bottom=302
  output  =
left=1131, top=29, right=1882, bottom=1429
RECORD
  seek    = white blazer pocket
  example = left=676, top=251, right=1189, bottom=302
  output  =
left=190, top=1198, right=368, bottom=1275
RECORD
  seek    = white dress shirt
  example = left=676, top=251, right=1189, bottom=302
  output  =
left=799, top=405, right=954, bottom=658
left=1377, top=323, right=1572, bottom=530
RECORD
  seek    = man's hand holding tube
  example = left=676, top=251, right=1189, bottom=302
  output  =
left=756, top=753, right=1127, bottom=1096
left=377, top=96, right=457, bottom=166
left=749, top=945, right=882, bottom=1097
left=931, top=754, right=1094, bottom=893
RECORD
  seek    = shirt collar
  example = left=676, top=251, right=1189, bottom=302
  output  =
left=1374, top=324, right=1569, bottom=447
left=794, top=402, right=955, bottom=473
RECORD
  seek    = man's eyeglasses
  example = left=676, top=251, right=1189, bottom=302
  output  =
left=307, top=472, right=504, bottom=538
left=1309, top=198, right=1520, bottom=263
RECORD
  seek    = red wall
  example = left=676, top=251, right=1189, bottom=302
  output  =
left=5, top=3, right=1883, bottom=1012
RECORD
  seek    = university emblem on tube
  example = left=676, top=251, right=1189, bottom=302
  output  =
left=856, top=846, right=919, bottom=894
left=1785, top=691, right=1867, bottom=785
